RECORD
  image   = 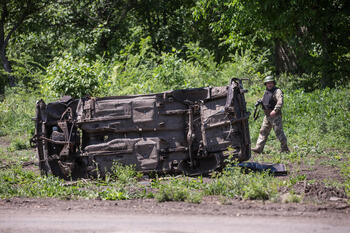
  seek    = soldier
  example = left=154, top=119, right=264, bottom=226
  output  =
left=252, top=76, right=290, bottom=153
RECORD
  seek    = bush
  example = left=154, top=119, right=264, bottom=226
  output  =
left=107, top=38, right=270, bottom=96
left=43, top=52, right=110, bottom=98
left=40, top=38, right=270, bottom=98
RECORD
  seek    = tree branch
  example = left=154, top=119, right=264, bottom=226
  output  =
left=4, top=11, right=27, bottom=48
left=4, top=1, right=51, bottom=48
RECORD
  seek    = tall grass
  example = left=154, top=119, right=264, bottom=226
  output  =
left=0, top=88, right=38, bottom=137
left=248, top=86, right=350, bottom=151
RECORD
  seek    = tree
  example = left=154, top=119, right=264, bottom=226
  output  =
left=0, top=0, right=50, bottom=89
left=194, top=0, right=350, bottom=88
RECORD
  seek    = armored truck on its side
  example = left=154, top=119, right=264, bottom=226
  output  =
left=32, top=78, right=251, bottom=178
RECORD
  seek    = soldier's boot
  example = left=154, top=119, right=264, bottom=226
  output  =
left=251, top=146, right=263, bottom=154
left=252, top=137, right=267, bottom=154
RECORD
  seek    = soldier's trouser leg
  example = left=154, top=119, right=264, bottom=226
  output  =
left=271, top=114, right=289, bottom=152
left=255, top=116, right=272, bottom=152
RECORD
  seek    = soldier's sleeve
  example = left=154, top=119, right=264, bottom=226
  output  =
left=274, top=89, right=283, bottom=112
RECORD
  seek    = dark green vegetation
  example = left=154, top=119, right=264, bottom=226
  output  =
left=0, top=0, right=349, bottom=204
left=1, top=0, right=349, bottom=95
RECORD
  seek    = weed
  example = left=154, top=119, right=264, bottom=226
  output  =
left=154, top=181, right=202, bottom=203
left=0, top=163, right=143, bottom=200
left=7, top=137, right=30, bottom=152
left=0, top=88, right=38, bottom=137
left=0, top=165, right=89, bottom=199
left=205, top=167, right=279, bottom=200
left=152, top=176, right=203, bottom=203
left=322, top=179, right=344, bottom=190
left=186, top=191, right=203, bottom=204
left=109, top=162, right=143, bottom=184
left=281, top=192, right=303, bottom=203
left=218, top=196, right=233, bottom=205
left=98, top=188, right=129, bottom=200
left=288, top=175, right=306, bottom=186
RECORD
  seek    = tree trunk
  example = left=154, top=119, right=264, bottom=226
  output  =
left=0, top=76, right=4, bottom=96
left=0, top=48, right=16, bottom=87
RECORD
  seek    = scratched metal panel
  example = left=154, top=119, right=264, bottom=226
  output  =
left=33, top=79, right=251, bottom=179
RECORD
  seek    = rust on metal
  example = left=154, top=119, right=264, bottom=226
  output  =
left=32, top=78, right=251, bottom=178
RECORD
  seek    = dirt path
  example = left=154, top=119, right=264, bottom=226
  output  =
left=1, top=210, right=350, bottom=233
left=1, top=198, right=350, bottom=233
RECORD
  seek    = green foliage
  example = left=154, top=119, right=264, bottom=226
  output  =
left=281, top=192, right=302, bottom=203
left=97, top=187, right=129, bottom=200
left=109, top=162, right=142, bottom=185
left=0, top=145, right=35, bottom=165
left=0, top=163, right=141, bottom=200
left=0, top=56, right=45, bottom=89
left=155, top=184, right=189, bottom=202
left=205, top=167, right=279, bottom=200
left=0, top=88, right=37, bottom=136
left=43, top=52, right=110, bottom=98
left=152, top=164, right=280, bottom=202
left=249, top=85, right=350, bottom=151
left=283, top=87, right=350, bottom=149
left=194, top=0, right=350, bottom=88
left=153, top=177, right=203, bottom=203
left=7, top=137, right=30, bottom=152
left=1, top=0, right=349, bottom=92
left=107, top=38, right=269, bottom=96
left=0, top=165, right=90, bottom=199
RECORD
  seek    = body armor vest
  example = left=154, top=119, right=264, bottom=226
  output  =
left=262, top=87, right=278, bottom=110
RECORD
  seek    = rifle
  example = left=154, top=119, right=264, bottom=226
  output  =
left=253, top=100, right=263, bottom=121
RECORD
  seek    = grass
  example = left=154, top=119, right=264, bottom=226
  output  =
left=0, top=162, right=145, bottom=200
left=154, top=182, right=202, bottom=203
left=0, top=80, right=349, bottom=204
left=0, top=88, right=38, bottom=137
left=7, top=137, right=30, bottom=152
left=0, top=165, right=89, bottom=199
left=0, top=162, right=279, bottom=203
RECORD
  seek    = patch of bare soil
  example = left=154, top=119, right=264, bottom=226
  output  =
left=0, top=136, right=10, bottom=147
left=296, top=157, right=347, bottom=202
left=0, top=136, right=38, bottom=172
left=305, top=183, right=347, bottom=200
left=1, top=197, right=349, bottom=219
left=252, top=151, right=348, bottom=203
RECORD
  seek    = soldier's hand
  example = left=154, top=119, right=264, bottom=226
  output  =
left=270, top=110, right=277, bottom=117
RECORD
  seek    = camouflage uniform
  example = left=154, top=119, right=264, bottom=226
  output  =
left=254, top=88, right=289, bottom=153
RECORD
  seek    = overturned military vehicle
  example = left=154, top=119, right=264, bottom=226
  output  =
left=32, top=78, right=251, bottom=179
